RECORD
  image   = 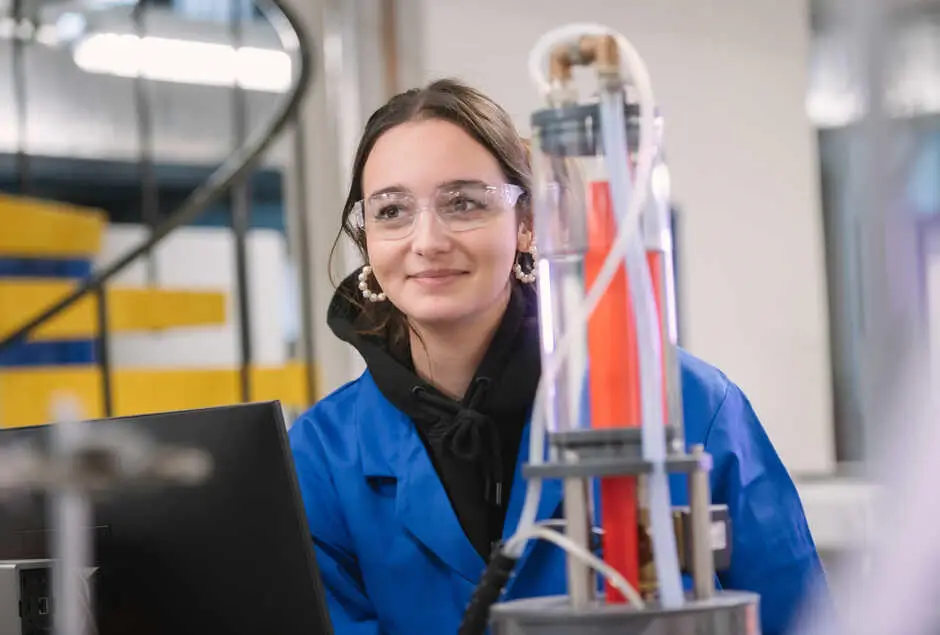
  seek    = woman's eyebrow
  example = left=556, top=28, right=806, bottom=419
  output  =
left=367, top=179, right=488, bottom=199
left=437, top=178, right=488, bottom=190
left=367, top=184, right=410, bottom=198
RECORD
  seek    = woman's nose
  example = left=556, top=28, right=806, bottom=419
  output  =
left=410, top=207, right=450, bottom=254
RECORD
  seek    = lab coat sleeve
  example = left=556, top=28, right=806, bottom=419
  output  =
left=289, top=414, right=384, bottom=635
left=705, top=383, right=829, bottom=635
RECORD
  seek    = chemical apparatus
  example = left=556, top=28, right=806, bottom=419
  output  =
left=459, top=24, right=760, bottom=635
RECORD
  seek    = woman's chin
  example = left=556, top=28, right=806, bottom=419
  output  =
left=399, top=298, right=474, bottom=327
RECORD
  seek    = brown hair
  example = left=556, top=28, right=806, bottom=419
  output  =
left=328, top=78, right=533, bottom=346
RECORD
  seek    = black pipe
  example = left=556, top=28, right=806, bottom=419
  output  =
left=95, top=286, right=114, bottom=417
left=0, top=0, right=314, bottom=353
left=230, top=0, right=253, bottom=403
left=11, top=0, right=30, bottom=195
left=132, top=0, right=160, bottom=285
left=458, top=546, right=518, bottom=635
left=231, top=183, right=253, bottom=403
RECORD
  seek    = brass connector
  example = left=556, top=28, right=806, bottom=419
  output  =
left=547, top=34, right=621, bottom=84
left=637, top=508, right=659, bottom=600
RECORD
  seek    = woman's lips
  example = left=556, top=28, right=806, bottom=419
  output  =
left=408, top=270, right=468, bottom=287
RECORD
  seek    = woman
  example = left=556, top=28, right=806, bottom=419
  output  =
left=289, top=78, right=826, bottom=635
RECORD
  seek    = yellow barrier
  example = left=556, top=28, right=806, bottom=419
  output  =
left=0, top=195, right=106, bottom=258
left=0, top=280, right=227, bottom=341
left=0, top=362, right=314, bottom=428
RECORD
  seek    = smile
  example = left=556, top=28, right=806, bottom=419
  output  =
left=408, top=270, right=468, bottom=286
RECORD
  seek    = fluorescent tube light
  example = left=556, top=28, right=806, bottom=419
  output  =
left=73, top=33, right=291, bottom=92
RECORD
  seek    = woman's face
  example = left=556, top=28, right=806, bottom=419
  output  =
left=361, top=118, right=527, bottom=328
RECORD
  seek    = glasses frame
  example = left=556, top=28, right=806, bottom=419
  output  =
left=349, top=182, right=525, bottom=239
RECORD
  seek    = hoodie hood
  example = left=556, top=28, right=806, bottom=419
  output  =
left=327, top=267, right=541, bottom=557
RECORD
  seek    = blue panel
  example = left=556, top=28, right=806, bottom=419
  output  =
left=189, top=203, right=287, bottom=232
left=0, top=258, right=93, bottom=279
left=906, top=129, right=940, bottom=217
left=0, top=340, right=96, bottom=367
left=0, top=257, right=96, bottom=366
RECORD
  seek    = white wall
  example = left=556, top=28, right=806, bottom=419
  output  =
left=97, top=224, right=290, bottom=368
left=797, top=478, right=879, bottom=555
left=418, top=0, right=834, bottom=474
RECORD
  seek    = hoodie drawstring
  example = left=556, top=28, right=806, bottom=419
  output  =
left=413, top=378, right=505, bottom=506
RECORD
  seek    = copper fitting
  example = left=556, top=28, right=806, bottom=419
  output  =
left=637, top=508, right=659, bottom=600
left=547, top=34, right=621, bottom=84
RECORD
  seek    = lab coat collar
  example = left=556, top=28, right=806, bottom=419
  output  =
left=357, top=373, right=484, bottom=583
left=357, top=372, right=407, bottom=480
left=356, top=374, right=564, bottom=586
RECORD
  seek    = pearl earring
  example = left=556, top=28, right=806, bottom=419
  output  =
left=513, top=243, right=538, bottom=284
left=358, top=265, right=386, bottom=302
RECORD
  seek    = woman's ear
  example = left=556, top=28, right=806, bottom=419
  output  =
left=517, top=224, right=534, bottom=253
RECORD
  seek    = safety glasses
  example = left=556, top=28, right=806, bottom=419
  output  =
left=351, top=181, right=524, bottom=241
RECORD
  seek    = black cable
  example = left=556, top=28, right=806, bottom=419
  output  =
left=94, top=286, right=114, bottom=417
left=458, top=545, right=518, bottom=635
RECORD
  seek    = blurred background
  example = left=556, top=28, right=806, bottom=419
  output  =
left=0, top=0, right=936, bottom=579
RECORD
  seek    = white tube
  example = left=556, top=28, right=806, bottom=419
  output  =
left=599, top=90, right=684, bottom=607
left=504, top=524, right=646, bottom=609
left=507, top=26, right=658, bottom=559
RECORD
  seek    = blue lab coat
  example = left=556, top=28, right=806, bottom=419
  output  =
left=289, top=350, right=825, bottom=635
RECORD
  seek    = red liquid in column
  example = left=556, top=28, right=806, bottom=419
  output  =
left=585, top=181, right=640, bottom=602
left=646, top=249, right=668, bottom=420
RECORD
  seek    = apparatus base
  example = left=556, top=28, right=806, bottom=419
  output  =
left=490, top=591, right=760, bottom=635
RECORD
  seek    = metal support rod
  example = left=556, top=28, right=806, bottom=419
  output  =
left=848, top=0, right=928, bottom=464
left=51, top=414, right=93, bottom=635
left=670, top=208, right=683, bottom=347
left=95, top=286, right=114, bottom=418
left=688, top=445, right=714, bottom=600
left=132, top=0, right=161, bottom=286
left=231, top=0, right=254, bottom=403
left=651, top=247, right=684, bottom=452
left=379, top=0, right=399, bottom=98
left=11, top=0, right=30, bottom=195
left=291, top=115, right=318, bottom=404
left=848, top=0, right=889, bottom=463
left=562, top=475, right=595, bottom=607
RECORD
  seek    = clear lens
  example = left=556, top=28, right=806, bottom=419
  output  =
left=357, top=183, right=522, bottom=240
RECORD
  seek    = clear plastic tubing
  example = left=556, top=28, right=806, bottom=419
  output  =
left=599, top=88, right=684, bottom=608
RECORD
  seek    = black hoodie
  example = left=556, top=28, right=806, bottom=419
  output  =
left=327, top=269, right=542, bottom=559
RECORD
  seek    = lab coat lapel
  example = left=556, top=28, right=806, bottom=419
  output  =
left=357, top=375, right=485, bottom=585
left=395, top=438, right=486, bottom=584
left=501, top=420, right=563, bottom=593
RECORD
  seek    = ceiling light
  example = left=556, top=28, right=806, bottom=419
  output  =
left=72, top=33, right=292, bottom=93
